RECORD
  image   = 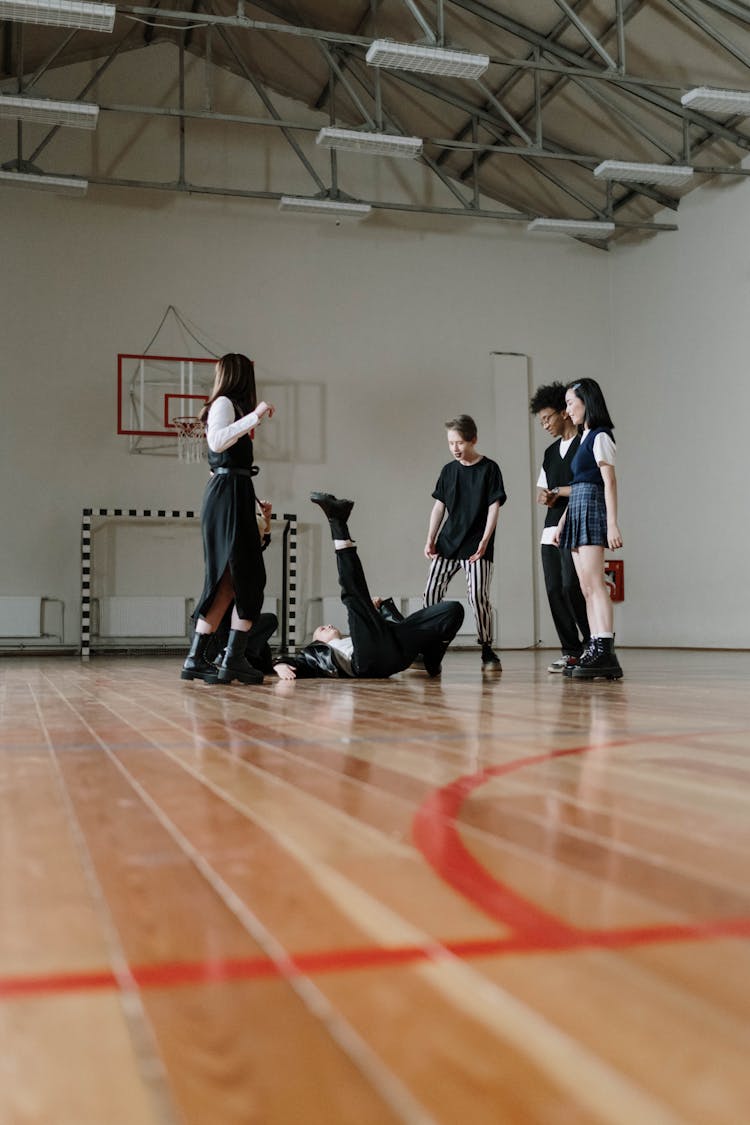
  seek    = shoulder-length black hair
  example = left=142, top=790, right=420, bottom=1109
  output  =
left=566, top=378, right=614, bottom=431
left=200, top=353, right=257, bottom=422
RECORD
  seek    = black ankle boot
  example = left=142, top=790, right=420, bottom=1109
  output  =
left=216, top=630, right=264, bottom=684
left=423, top=642, right=448, bottom=677
left=181, top=633, right=219, bottom=683
left=378, top=597, right=405, bottom=624
left=310, top=491, right=354, bottom=540
left=570, top=636, right=623, bottom=680
left=481, top=643, right=502, bottom=669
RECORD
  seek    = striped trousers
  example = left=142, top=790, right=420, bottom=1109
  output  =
left=423, top=556, right=495, bottom=645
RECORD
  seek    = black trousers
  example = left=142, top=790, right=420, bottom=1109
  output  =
left=337, top=548, right=464, bottom=678
left=541, top=543, right=590, bottom=656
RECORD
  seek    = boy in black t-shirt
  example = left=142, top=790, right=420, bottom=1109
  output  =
left=423, top=414, right=507, bottom=667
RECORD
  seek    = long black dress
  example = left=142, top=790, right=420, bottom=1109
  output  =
left=193, top=399, right=265, bottom=623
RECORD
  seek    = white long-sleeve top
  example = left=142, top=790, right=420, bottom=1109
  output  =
left=206, top=396, right=264, bottom=453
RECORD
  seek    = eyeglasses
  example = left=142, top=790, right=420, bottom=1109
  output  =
left=538, top=411, right=559, bottom=427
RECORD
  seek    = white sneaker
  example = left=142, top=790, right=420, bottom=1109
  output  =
left=547, top=657, right=570, bottom=673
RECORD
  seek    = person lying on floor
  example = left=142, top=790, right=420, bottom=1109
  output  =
left=273, top=492, right=464, bottom=681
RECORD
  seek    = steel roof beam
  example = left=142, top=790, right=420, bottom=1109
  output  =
left=571, top=76, right=683, bottom=161
left=397, top=0, right=437, bottom=45
left=549, top=0, right=619, bottom=70
left=664, top=0, right=750, bottom=71
left=211, top=16, right=327, bottom=192
left=25, top=21, right=141, bottom=165
left=337, top=52, right=567, bottom=158
left=316, top=41, right=376, bottom=129
left=76, top=168, right=678, bottom=229
left=442, top=0, right=657, bottom=207
left=434, top=0, right=600, bottom=167
left=474, top=76, right=533, bottom=145
left=512, top=153, right=610, bottom=219
left=699, top=0, right=750, bottom=25
left=324, top=52, right=479, bottom=209
left=446, top=0, right=750, bottom=213
left=10, top=27, right=77, bottom=92
left=111, top=3, right=710, bottom=94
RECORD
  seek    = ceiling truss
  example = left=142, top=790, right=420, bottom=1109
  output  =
left=2, top=0, right=750, bottom=245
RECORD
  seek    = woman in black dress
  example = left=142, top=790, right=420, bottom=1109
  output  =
left=181, top=353, right=275, bottom=684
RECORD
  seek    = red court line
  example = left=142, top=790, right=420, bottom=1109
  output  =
left=5, top=739, right=750, bottom=1003
left=411, top=739, right=750, bottom=946
left=0, top=967, right=118, bottom=998
left=4, top=915, right=750, bottom=1001
left=413, top=744, right=598, bottom=938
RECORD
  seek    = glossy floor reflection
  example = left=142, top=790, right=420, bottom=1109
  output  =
left=2, top=649, right=750, bottom=1124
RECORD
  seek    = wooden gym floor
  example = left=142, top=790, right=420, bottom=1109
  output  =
left=2, top=648, right=750, bottom=1125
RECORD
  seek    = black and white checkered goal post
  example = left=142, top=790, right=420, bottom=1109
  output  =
left=80, top=507, right=298, bottom=659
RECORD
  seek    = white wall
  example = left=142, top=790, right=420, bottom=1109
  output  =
left=608, top=175, right=750, bottom=647
left=2, top=45, right=748, bottom=650
left=1, top=181, right=615, bottom=646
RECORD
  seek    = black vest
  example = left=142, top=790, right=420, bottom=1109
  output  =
left=542, top=435, right=581, bottom=529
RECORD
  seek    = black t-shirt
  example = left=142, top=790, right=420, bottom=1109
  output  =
left=432, top=457, right=507, bottom=561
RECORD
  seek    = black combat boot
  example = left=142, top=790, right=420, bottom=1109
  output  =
left=570, top=636, right=623, bottom=680
left=310, top=492, right=354, bottom=540
left=181, top=633, right=219, bottom=683
left=216, top=629, right=264, bottom=684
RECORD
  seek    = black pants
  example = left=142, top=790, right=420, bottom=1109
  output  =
left=337, top=547, right=464, bottom=678
left=541, top=543, right=590, bottom=656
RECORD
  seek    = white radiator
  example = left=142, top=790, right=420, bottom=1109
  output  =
left=97, top=596, right=188, bottom=638
left=0, top=596, right=42, bottom=637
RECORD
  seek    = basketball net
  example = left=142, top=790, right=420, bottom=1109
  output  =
left=172, top=416, right=206, bottom=463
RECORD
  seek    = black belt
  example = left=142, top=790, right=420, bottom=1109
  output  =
left=213, top=466, right=258, bottom=477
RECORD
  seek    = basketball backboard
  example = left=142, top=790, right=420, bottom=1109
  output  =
left=117, top=353, right=216, bottom=439
left=117, top=352, right=326, bottom=462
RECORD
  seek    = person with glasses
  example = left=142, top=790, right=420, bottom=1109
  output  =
left=530, top=382, right=590, bottom=672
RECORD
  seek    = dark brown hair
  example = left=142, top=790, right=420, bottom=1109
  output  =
left=200, top=353, right=257, bottom=422
left=445, top=414, right=477, bottom=442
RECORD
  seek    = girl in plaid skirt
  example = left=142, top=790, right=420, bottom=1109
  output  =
left=553, top=379, right=623, bottom=680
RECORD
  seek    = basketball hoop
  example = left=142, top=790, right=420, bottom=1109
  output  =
left=172, top=416, right=206, bottom=463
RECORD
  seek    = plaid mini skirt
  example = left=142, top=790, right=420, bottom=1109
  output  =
left=559, top=482, right=607, bottom=549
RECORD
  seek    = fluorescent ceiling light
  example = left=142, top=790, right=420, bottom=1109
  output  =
left=366, top=40, right=489, bottom=79
left=0, top=0, right=115, bottom=32
left=593, top=160, right=694, bottom=187
left=0, top=95, right=99, bottom=129
left=316, top=128, right=422, bottom=159
left=681, top=86, right=750, bottom=115
left=0, top=169, right=88, bottom=194
left=527, top=218, right=615, bottom=237
left=278, top=195, right=372, bottom=218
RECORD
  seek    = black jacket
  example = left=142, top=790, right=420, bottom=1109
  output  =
left=279, top=641, right=345, bottom=679
left=274, top=598, right=405, bottom=679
